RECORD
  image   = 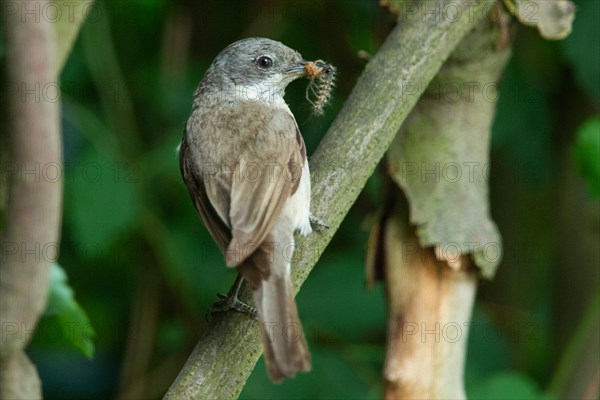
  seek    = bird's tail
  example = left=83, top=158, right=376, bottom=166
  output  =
left=253, top=267, right=311, bottom=382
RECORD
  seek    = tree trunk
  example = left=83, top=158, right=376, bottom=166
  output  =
left=372, top=8, right=513, bottom=398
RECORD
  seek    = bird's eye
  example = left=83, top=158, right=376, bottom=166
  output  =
left=256, top=56, right=273, bottom=69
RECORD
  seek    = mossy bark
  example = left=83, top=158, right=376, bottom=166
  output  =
left=377, top=10, right=512, bottom=399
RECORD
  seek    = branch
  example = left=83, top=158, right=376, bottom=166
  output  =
left=1, top=1, right=92, bottom=397
left=0, top=0, right=61, bottom=397
left=164, top=1, right=497, bottom=398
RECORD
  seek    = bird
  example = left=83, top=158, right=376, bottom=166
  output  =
left=178, top=37, right=321, bottom=382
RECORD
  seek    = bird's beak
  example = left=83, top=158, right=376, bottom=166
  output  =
left=286, top=60, right=309, bottom=76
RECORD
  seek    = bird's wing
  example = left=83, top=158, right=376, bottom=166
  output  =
left=179, top=137, right=232, bottom=252
left=180, top=106, right=306, bottom=274
left=225, top=108, right=305, bottom=267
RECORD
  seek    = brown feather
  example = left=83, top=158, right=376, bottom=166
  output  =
left=179, top=139, right=231, bottom=252
left=182, top=103, right=305, bottom=270
left=253, top=240, right=311, bottom=381
left=181, top=100, right=311, bottom=380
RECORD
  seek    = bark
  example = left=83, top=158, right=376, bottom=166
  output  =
left=1, top=1, right=92, bottom=397
left=374, top=9, right=512, bottom=399
left=164, top=1, right=497, bottom=398
left=1, top=1, right=61, bottom=397
left=379, top=201, right=477, bottom=399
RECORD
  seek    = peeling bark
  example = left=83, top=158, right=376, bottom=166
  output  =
left=374, top=9, right=513, bottom=399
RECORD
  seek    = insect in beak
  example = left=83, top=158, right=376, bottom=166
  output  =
left=303, top=60, right=336, bottom=115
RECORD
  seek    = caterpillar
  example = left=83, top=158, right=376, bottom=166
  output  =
left=304, top=60, right=336, bottom=116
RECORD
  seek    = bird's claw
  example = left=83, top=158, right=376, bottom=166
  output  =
left=309, top=213, right=329, bottom=232
left=206, top=292, right=257, bottom=321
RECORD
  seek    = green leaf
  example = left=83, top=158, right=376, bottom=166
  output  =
left=49, top=0, right=92, bottom=74
left=44, top=263, right=96, bottom=358
left=572, top=116, right=600, bottom=197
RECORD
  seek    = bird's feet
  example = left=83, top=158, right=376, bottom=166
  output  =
left=206, top=275, right=257, bottom=320
left=309, top=213, right=329, bottom=232
left=207, top=292, right=257, bottom=320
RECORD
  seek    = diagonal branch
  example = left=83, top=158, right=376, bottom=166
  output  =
left=164, top=1, right=497, bottom=398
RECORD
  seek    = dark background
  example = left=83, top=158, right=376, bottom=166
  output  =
left=13, top=0, right=599, bottom=398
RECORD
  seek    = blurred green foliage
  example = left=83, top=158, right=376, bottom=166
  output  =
left=8, top=0, right=596, bottom=398
left=42, top=264, right=96, bottom=359
left=573, top=116, right=600, bottom=197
